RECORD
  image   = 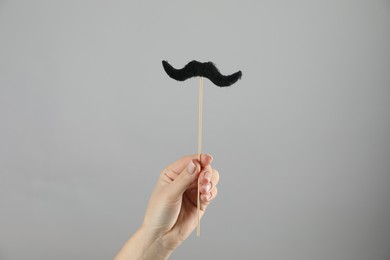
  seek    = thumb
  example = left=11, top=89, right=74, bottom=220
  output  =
left=167, top=159, right=200, bottom=199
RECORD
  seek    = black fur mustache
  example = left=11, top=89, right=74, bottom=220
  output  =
left=162, top=60, right=242, bottom=87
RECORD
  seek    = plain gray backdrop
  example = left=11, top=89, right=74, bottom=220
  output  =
left=1, top=1, right=389, bottom=259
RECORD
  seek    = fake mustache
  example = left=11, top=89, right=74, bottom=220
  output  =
left=162, top=60, right=242, bottom=87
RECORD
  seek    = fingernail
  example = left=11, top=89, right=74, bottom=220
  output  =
left=207, top=154, right=214, bottom=162
left=204, top=183, right=211, bottom=192
left=187, top=160, right=196, bottom=175
left=202, top=193, right=212, bottom=201
left=204, top=171, right=211, bottom=181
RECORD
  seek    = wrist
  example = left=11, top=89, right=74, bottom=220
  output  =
left=115, top=225, right=174, bottom=260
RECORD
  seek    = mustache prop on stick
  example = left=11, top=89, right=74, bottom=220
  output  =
left=162, top=60, right=242, bottom=87
left=162, top=60, right=242, bottom=236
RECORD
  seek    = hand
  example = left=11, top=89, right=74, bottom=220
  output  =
left=115, top=154, right=219, bottom=260
left=144, top=154, right=219, bottom=247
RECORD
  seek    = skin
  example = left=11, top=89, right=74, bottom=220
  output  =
left=115, top=154, right=219, bottom=260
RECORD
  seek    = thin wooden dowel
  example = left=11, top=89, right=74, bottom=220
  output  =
left=197, top=76, right=203, bottom=237
left=197, top=77, right=203, bottom=160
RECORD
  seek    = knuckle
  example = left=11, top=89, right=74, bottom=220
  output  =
left=212, top=187, right=218, bottom=199
left=212, top=169, right=220, bottom=182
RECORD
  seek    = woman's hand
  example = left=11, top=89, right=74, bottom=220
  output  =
left=115, top=154, right=219, bottom=260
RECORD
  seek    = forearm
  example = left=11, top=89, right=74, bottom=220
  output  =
left=114, top=225, right=173, bottom=260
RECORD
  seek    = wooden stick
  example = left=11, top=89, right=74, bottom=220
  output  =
left=197, top=76, right=203, bottom=237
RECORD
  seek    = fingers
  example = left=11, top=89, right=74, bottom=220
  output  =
left=199, top=166, right=219, bottom=185
left=165, top=154, right=213, bottom=175
left=166, top=159, right=201, bottom=200
left=161, top=154, right=218, bottom=209
left=200, top=187, right=218, bottom=203
left=200, top=154, right=213, bottom=168
left=199, top=168, right=219, bottom=210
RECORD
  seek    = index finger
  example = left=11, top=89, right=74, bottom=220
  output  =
left=166, top=154, right=213, bottom=174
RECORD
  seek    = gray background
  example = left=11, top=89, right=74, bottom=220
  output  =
left=0, top=0, right=389, bottom=259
